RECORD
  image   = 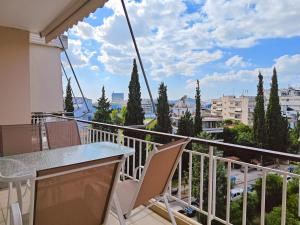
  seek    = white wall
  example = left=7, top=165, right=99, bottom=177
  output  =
left=30, top=44, right=63, bottom=113
left=0, top=26, right=31, bottom=125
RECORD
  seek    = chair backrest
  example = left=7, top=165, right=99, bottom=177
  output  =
left=45, top=120, right=81, bottom=149
left=34, top=155, right=124, bottom=225
left=0, top=124, right=42, bottom=156
left=132, top=138, right=190, bottom=209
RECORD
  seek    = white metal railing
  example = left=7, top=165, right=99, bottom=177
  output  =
left=32, top=114, right=300, bottom=225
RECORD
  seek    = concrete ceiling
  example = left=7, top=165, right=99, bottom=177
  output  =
left=0, top=0, right=74, bottom=33
left=0, top=0, right=107, bottom=41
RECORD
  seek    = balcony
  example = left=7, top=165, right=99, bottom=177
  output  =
left=23, top=114, right=300, bottom=225
left=0, top=187, right=172, bottom=225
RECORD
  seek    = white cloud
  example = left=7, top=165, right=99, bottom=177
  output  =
left=203, top=0, right=300, bottom=48
left=70, top=0, right=223, bottom=78
left=70, top=22, right=102, bottom=41
left=69, top=0, right=300, bottom=78
left=65, top=39, right=96, bottom=68
left=225, top=55, right=250, bottom=68
left=187, top=54, right=300, bottom=88
left=90, top=65, right=99, bottom=71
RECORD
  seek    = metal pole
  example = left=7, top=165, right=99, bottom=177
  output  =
left=61, top=62, right=80, bottom=109
left=120, top=0, right=156, bottom=115
left=58, top=36, right=90, bottom=112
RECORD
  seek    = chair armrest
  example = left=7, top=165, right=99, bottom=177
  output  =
left=133, top=166, right=144, bottom=180
left=10, top=202, right=23, bottom=225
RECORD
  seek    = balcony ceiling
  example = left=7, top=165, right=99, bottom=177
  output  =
left=0, top=0, right=107, bottom=42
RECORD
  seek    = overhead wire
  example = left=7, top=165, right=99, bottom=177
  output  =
left=120, top=0, right=157, bottom=116
left=59, top=36, right=90, bottom=113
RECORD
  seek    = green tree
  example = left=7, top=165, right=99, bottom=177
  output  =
left=177, top=110, right=194, bottom=172
left=266, top=194, right=300, bottom=225
left=253, top=72, right=266, bottom=148
left=153, top=82, right=172, bottom=143
left=266, top=68, right=288, bottom=152
left=223, top=123, right=254, bottom=146
left=223, top=123, right=254, bottom=160
left=177, top=110, right=194, bottom=137
left=192, top=132, right=227, bottom=224
left=230, top=192, right=259, bottom=225
left=254, top=173, right=283, bottom=212
left=93, top=86, right=111, bottom=130
left=194, top=80, right=202, bottom=136
left=111, top=107, right=127, bottom=125
left=124, top=59, right=144, bottom=126
left=111, top=109, right=122, bottom=125
left=289, top=116, right=300, bottom=154
left=64, top=78, right=74, bottom=116
left=120, top=106, right=127, bottom=124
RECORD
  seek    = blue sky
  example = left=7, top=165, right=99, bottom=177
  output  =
left=62, top=0, right=300, bottom=102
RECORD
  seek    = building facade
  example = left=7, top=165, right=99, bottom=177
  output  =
left=141, top=99, right=155, bottom=118
left=171, top=96, right=195, bottom=117
left=265, top=86, right=300, bottom=127
left=112, top=92, right=125, bottom=104
left=211, top=95, right=255, bottom=125
left=73, top=97, right=96, bottom=121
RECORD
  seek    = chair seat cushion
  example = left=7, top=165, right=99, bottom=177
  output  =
left=115, top=179, right=139, bottom=215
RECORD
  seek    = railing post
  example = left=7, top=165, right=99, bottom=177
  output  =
left=298, top=179, right=300, bottom=218
left=117, top=129, right=122, bottom=146
left=260, top=171, right=266, bottom=225
left=207, top=145, right=214, bottom=225
left=281, top=174, right=287, bottom=225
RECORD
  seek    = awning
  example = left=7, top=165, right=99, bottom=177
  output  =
left=41, top=0, right=107, bottom=42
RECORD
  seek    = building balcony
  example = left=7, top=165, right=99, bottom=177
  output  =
left=22, top=114, right=300, bottom=225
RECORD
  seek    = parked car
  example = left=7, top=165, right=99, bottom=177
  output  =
left=286, top=175, right=292, bottom=182
left=230, top=175, right=237, bottom=185
left=177, top=201, right=199, bottom=218
left=171, top=188, right=178, bottom=195
left=247, top=184, right=254, bottom=192
left=240, top=165, right=256, bottom=173
left=287, top=165, right=296, bottom=173
left=230, top=188, right=243, bottom=201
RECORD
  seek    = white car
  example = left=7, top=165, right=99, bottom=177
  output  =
left=230, top=188, right=244, bottom=201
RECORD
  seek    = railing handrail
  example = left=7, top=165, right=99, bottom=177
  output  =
left=37, top=113, right=300, bottom=162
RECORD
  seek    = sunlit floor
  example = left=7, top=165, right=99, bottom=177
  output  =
left=0, top=186, right=171, bottom=225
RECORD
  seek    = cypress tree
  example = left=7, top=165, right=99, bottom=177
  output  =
left=93, top=86, right=111, bottom=130
left=125, top=59, right=144, bottom=126
left=153, top=82, right=172, bottom=143
left=154, top=83, right=172, bottom=132
left=266, top=68, right=287, bottom=152
left=194, top=79, right=202, bottom=136
left=64, top=78, right=74, bottom=117
left=177, top=110, right=194, bottom=137
left=177, top=110, right=194, bottom=171
left=253, top=72, right=266, bottom=148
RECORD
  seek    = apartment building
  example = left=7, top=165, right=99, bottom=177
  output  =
left=141, top=99, right=155, bottom=118
left=211, top=95, right=256, bottom=125
left=265, top=86, right=300, bottom=127
left=111, top=92, right=125, bottom=104
left=73, top=97, right=96, bottom=121
left=171, top=96, right=195, bottom=117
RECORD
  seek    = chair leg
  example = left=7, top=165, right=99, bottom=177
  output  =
left=113, top=195, right=126, bottom=225
left=10, top=203, right=23, bottom=225
left=163, top=194, right=177, bottom=225
left=16, top=181, right=23, bottom=213
left=6, top=182, right=13, bottom=225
